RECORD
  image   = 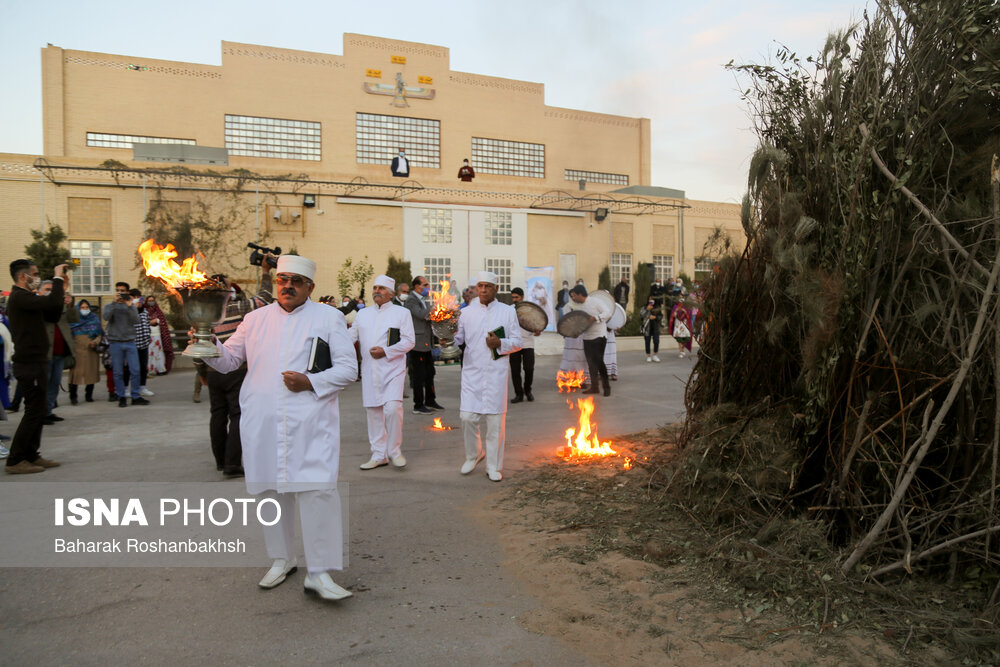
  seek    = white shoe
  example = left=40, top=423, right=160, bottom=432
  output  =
left=140, top=387, right=155, bottom=397
left=259, top=558, right=297, bottom=589
left=304, top=572, right=353, bottom=601
left=391, top=454, right=407, bottom=468
left=0, top=444, right=9, bottom=459
left=653, top=355, right=661, bottom=362
left=646, top=355, right=652, bottom=363
left=360, top=458, right=388, bottom=470
left=487, top=470, right=503, bottom=482
left=460, top=453, right=485, bottom=475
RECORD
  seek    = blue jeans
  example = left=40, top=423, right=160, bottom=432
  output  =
left=46, top=355, right=67, bottom=414
left=110, top=341, right=141, bottom=399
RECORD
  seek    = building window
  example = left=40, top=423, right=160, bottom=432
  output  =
left=471, top=137, right=544, bottom=178
left=87, top=133, right=195, bottom=149
left=484, top=211, right=512, bottom=246
left=653, top=254, right=674, bottom=282
left=565, top=169, right=628, bottom=186
left=610, top=253, right=632, bottom=284
left=356, top=113, right=440, bottom=168
left=224, top=114, right=321, bottom=161
left=421, top=209, right=453, bottom=244
left=694, top=256, right=716, bottom=283
left=484, top=258, right=512, bottom=293
left=423, top=257, right=451, bottom=291
left=70, top=241, right=113, bottom=294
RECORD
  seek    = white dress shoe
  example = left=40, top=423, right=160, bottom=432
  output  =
left=460, top=453, right=485, bottom=475
left=359, top=458, right=388, bottom=470
left=304, top=572, right=353, bottom=601
left=487, top=470, right=503, bottom=482
left=391, top=454, right=407, bottom=468
left=259, top=558, right=297, bottom=589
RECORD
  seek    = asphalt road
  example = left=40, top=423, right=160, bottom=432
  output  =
left=0, top=347, right=691, bottom=665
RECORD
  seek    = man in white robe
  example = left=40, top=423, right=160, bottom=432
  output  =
left=350, top=274, right=415, bottom=470
left=453, top=271, right=521, bottom=482
left=205, top=255, right=358, bottom=601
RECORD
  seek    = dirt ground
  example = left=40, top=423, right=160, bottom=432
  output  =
left=481, top=432, right=959, bottom=666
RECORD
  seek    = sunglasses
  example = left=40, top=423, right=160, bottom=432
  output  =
left=275, top=274, right=311, bottom=287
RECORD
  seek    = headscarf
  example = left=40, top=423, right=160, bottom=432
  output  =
left=70, top=300, right=104, bottom=338
left=144, top=296, right=175, bottom=372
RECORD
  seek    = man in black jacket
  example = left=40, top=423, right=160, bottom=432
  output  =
left=5, top=259, right=68, bottom=474
left=612, top=273, right=630, bottom=309
left=390, top=149, right=410, bottom=177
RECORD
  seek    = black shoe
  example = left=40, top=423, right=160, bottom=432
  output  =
left=42, top=417, right=56, bottom=425
left=131, top=397, right=151, bottom=406
left=412, top=406, right=434, bottom=415
left=7, top=404, right=19, bottom=413
left=511, top=395, right=524, bottom=404
left=603, top=386, right=611, bottom=397
left=525, top=392, right=534, bottom=402
left=426, top=401, right=446, bottom=410
left=85, top=396, right=94, bottom=403
left=48, top=414, right=64, bottom=422
left=582, top=388, right=600, bottom=395
left=223, top=466, right=245, bottom=478
left=70, top=396, right=78, bottom=406
left=108, top=393, right=118, bottom=402
left=119, top=398, right=128, bottom=408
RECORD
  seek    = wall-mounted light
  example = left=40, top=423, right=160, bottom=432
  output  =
left=594, top=207, right=609, bottom=222
left=303, top=194, right=316, bottom=208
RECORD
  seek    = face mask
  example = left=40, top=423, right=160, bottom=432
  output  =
left=27, top=276, right=41, bottom=291
left=342, top=301, right=350, bottom=307
left=356, top=303, right=365, bottom=309
left=421, top=287, right=429, bottom=297
left=79, top=308, right=90, bottom=316
left=132, top=298, right=140, bottom=306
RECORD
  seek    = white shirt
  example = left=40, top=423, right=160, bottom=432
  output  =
left=205, top=300, right=358, bottom=494
left=349, top=300, right=415, bottom=407
left=578, top=297, right=607, bottom=340
left=453, top=298, right=522, bottom=414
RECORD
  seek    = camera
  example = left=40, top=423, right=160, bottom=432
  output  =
left=248, top=243, right=281, bottom=270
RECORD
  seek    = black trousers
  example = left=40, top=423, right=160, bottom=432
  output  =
left=583, top=337, right=610, bottom=391
left=123, top=347, right=149, bottom=388
left=8, top=361, right=48, bottom=466
left=208, top=366, right=247, bottom=471
left=644, top=321, right=661, bottom=354
left=407, top=350, right=437, bottom=408
left=509, top=348, right=535, bottom=397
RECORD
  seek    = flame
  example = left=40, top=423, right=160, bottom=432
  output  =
left=623, top=457, right=633, bottom=470
left=431, top=417, right=452, bottom=431
left=138, top=239, right=211, bottom=289
left=557, top=370, right=586, bottom=393
left=561, top=396, right=616, bottom=458
left=429, top=278, right=460, bottom=322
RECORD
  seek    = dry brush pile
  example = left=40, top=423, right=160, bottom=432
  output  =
left=675, top=0, right=1000, bottom=635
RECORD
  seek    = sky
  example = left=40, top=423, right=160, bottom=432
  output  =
left=0, top=0, right=872, bottom=203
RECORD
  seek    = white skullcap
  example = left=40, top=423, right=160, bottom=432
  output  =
left=373, top=274, right=395, bottom=290
left=475, top=271, right=499, bottom=285
left=276, top=255, right=317, bottom=281
left=467, top=276, right=478, bottom=287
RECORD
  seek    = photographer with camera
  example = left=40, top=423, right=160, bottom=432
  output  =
left=196, top=249, right=276, bottom=477
left=103, top=282, right=147, bottom=408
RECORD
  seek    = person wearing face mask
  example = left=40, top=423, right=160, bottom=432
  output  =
left=68, top=298, right=103, bottom=404
left=103, top=281, right=145, bottom=408
left=5, top=259, right=68, bottom=474
left=122, top=289, right=154, bottom=399
left=402, top=275, right=444, bottom=415
left=390, top=148, right=410, bottom=177
left=457, top=158, right=475, bottom=182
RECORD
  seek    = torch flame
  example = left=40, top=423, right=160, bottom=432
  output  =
left=561, top=396, right=616, bottom=458
left=138, top=239, right=211, bottom=289
left=556, top=370, right=586, bottom=393
left=429, top=278, right=460, bottom=322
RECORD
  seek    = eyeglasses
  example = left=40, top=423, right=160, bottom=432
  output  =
left=275, top=274, right=311, bottom=287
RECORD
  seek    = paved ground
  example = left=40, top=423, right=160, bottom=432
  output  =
left=0, top=343, right=693, bottom=665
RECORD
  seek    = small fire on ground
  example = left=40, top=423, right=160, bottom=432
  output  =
left=138, top=239, right=216, bottom=289
left=556, top=370, right=586, bottom=393
left=431, top=418, right=453, bottom=431
left=559, top=396, right=616, bottom=458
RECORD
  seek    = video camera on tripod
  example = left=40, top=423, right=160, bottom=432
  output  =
left=247, top=243, right=281, bottom=270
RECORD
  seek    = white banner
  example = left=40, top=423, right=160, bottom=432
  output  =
left=524, top=266, right=556, bottom=332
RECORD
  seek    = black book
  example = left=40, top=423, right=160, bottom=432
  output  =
left=387, top=327, right=401, bottom=347
left=307, top=337, right=333, bottom=373
left=489, top=325, right=505, bottom=360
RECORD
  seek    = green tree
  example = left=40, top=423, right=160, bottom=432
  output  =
left=337, top=256, right=374, bottom=299
left=385, top=253, right=412, bottom=288
left=597, top=265, right=611, bottom=291
left=631, top=261, right=652, bottom=321
left=24, top=224, right=73, bottom=279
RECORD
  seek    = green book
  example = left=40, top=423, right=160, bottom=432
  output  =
left=489, top=325, right=505, bottom=360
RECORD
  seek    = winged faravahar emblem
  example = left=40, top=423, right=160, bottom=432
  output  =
left=363, top=72, right=436, bottom=108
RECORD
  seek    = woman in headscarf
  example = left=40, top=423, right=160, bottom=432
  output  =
left=669, top=301, right=694, bottom=359
left=143, top=294, right=174, bottom=374
left=68, top=298, right=104, bottom=404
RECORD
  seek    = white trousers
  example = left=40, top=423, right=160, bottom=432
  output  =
left=460, top=411, right=506, bottom=475
left=259, top=489, right=343, bottom=574
left=365, top=400, right=403, bottom=460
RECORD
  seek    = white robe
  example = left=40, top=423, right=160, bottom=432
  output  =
left=205, top=300, right=358, bottom=494
left=453, top=299, right=522, bottom=414
left=349, top=301, right=415, bottom=407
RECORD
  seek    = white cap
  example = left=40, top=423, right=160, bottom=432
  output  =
left=276, top=255, right=317, bottom=281
left=373, top=274, right=395, bottom=290
left=467, top=276, right=478, bottom=287
left=475, top=271, right=499, bottom=285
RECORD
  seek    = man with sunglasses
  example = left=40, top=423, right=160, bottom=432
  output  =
left=205, top=255, right=358, bottom=602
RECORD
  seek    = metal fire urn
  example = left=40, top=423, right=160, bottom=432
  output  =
left=179, top=287, right=231, bottom=358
